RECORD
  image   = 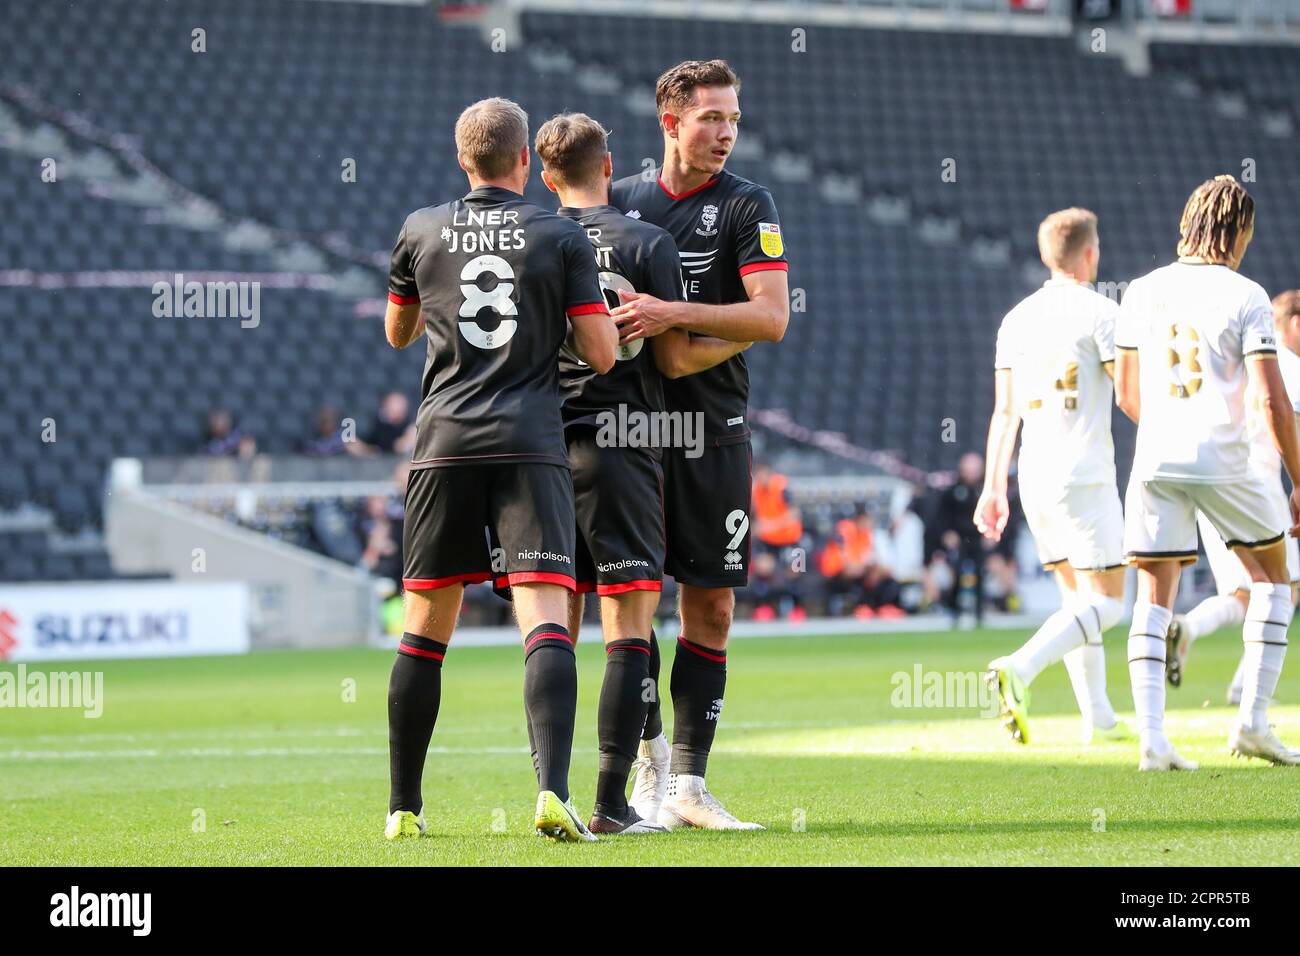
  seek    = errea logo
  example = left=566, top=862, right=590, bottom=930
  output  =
left=625, top=209, right=642, bottom=220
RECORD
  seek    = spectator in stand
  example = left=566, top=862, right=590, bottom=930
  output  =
left=753, top=464, right=803, bottom=553
left=815, top=508, right=903, bottom=618
left=358, top=392, right=415, bottom=456
left=747, top=551, right=805, bottom=622
left=861, top=564, right=904, bottom=618
left=358, top=494, right=400, bottom=580
left=846, top=511, right=904, bottom=619
left=200, top=408, right=249, bottom=457
left=935, top=452, right=987, bottom=625
left=303, top=406, right=351, bottom=456
left=890, top=494, right=927, bottom=584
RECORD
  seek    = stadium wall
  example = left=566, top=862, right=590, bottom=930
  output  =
left=106, top=465, right=377, bottom=650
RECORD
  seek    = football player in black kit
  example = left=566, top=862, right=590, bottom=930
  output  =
left=609, top=60, right=790, bottom=829
left=534, top=112, right=753, bottom=835
left=382, top=98, right=617, bottom=843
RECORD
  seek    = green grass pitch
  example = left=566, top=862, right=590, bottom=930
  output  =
left=2, top=626, right=1298, bottom=866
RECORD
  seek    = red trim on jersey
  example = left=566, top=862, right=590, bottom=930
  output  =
left=657, top=175, right=719, bottom=201
left=573, top=581, right=597, bottom=594
left=595, top=579, right=663, bottom=596
left=494, top=571, right=577, bottom=591
left=403, top=572, right=492, bottom=590
left=398, top=643, right=446, bottom=662
left=676, top=635, right=727, bottom=662
left=388, top=291, right=420, bottom=305
left=739, top=261, right=789, bottom=277
left=567, top=302, right=610, bottom=317
left=524, top=630, right=575, bottom=653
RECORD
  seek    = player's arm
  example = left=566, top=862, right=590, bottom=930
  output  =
left=385, top=297, right=424, bottom=349
left=641, top=232, right=753, bottom=377
left=1102, top=360, right=1115, bottom=381
left=614, top=188, right=790, bottom=344
left=385, top=219, right=424, bottom=348
left=563, top=226, right=617, bottom=374
left=1246, top=354, right=1300, bottom=535
left=570, top=308, right=617, bottom=374
left=615, top=268, right=788, bottom=344
left=1112, top=285, right=1142, bottom=422
left=973, top=369, right=1020, bottom=542
left=653, top=329, right=752, bottom=379
left=1114, top=348, right=1139, bottom=423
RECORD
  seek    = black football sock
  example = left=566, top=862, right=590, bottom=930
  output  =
left=595, top=637, right=652, bottom=816
left=388, top=633, right=448, bottom=814
left=669, top=636, right=727, bottom=777
left=642, top=629, right=664, bottom=741
left=522, top=623, right=577, bottom=803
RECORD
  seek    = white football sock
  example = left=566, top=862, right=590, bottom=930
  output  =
left=1128, top=602, right=1173, bottom=749
left=1184, top=593, right=1245, bottom=645
left=1062, top=593, right=1124, bottom=728
left=1008, top=599, right=1102, bottom=686
left=1238, top=582, right=1291, bottom=732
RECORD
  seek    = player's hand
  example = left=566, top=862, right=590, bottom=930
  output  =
left=610, top=288, right=677, bottom=343
left=973, top=491, right=1009, bottom=542
left=1289, top=487, right=1300, bottom=538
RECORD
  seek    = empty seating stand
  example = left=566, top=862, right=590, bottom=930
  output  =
left=2, top=0, right=1297, bottom=579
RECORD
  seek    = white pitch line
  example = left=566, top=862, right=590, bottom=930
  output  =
left=0, top=742, right=1104, bottom=761
left=0, top=746, right=529, bottom=760
left=0, top=720, right=852, bottom=747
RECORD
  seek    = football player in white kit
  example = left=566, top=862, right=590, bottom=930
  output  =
left=976, top=208, right=1133, bottom=746
left=1116, top=176, right=1300, bottom=770
left=1166, top=290, right=1300, bottom=704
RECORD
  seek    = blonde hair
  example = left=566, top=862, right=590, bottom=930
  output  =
left=534, top=112, right=610, bottom=188
left=455, top=97, right=529, bottom=179
left=1274, top=290, right=1300, bottom=328
left=1036, top=207, right=1098, bottom=269
left=1177, top=175, right=1255, bottom=262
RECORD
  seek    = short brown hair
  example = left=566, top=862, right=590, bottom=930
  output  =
left=534, top=112, right=610, bottom=189
left=655, top=59, right=740, bottom=119
left=1177, top=175, right=1255, bottom=262
left=455, top=97, right=529, bottom=180
left=1036, top=207, right=1098, bottom=269
left=1274, top=290, right=1300, bottom=326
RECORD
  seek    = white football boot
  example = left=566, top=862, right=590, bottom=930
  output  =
left=658, top=774, right=764, bottom=830
left=1228, top=724, right=1300, bottom=766
left=1138, top=743, right=1198, bottom=772
left=629, top=733, right=670, bottom=823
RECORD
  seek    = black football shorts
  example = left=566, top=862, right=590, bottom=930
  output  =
left=662, top=440, right=752, bottom=589
left=402, top=463, right=576, bottom=591
left=567, top=427, right=666, bottom=596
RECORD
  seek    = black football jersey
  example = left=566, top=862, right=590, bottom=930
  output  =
left=388, top=185, right=607, bottom=468
left=556, top=204, right=685, bottom=429
left=609, top=168, right=788, bottom=445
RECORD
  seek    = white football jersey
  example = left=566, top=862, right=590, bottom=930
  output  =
left=994, top=278, right=1118, bottom=488
left=1246, top=344, right=1300, bottom=481
left=1115, top=261, right=1277, bottom=482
